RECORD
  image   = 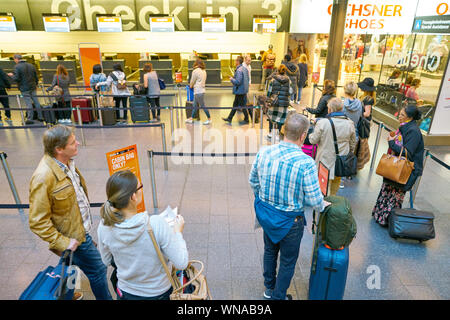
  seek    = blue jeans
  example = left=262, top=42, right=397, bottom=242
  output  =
left=192, top=93, right=210, bottom=119
left=297, top=86, right=303, bottom=102
left=72, top=234, right=112, bottom=300
left=263, top=216, right=304, bottom=300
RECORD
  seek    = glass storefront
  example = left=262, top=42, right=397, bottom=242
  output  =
left=288, top=32, right=450, bottom=134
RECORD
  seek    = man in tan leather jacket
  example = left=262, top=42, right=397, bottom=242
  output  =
left=29, top=125, right=112, bottom=300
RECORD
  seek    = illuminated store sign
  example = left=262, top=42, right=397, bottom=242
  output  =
left=150, top=16, right=174, bottom=32
left=290, top=0, right=418, bottom=34
left=42, top=13, right=70, bottom=32
left=96, top=15, right=122, bottom=32
left=0, top=13, right=16, bottom=32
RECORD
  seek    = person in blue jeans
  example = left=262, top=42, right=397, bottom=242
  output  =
left=249, top=113, right=330, bottom=300
left=29, top=125, right=112, bottom=300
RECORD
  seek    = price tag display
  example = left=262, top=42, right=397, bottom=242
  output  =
left=97, top=16, right=122, bottom=32
left=253, top=17, right=277, bottom=33
left=202, top=17, right=226, bottom=32
left=0, top=14, right=16, bottom=32
left=150, top=16, right=175, bottom=32
left=43, top=15, right=70, bottom=32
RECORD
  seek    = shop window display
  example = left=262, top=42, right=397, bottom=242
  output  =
left=288, top=32, right=450, bottom=134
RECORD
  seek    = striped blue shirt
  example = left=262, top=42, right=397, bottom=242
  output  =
left=249, top=141, right=325, bottom=213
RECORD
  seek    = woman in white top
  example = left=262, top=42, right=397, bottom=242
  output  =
left=143, top=63, right=161, bottom=122
left=97, top=170, right=188, bottom=300
left=185, top=60, right=211, bottom=125
left=96, top=63, right=130, bottom=123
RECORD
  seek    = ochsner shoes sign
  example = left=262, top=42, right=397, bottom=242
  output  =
left=290, top=0, right=418, bottom=34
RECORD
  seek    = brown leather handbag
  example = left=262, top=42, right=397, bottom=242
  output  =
left=147, top=223, right=212, bottom=300
left=376, top=146, right=414, bottom=184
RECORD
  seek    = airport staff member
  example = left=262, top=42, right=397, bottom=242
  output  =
left=28, top=125, right=112, bottom=300
left=249, top=113, right=329, bottom=300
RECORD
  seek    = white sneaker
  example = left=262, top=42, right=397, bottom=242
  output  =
left=66, top=119, right=72, bottom=123
left=339, top=182, right=344, bottom=189
left=58, top=119, right=65, bottom=123
left=185, top=119, right=193, bottom=124
left=203, top=120, right=211, bottom=125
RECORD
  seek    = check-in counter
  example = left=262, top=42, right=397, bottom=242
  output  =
left=250, top=60, right=262, bottom=84
left=188, top=59, right=221, bottom=84
left=39, top=60, right=78, bottom=85
left=0, top=59, right=16, bottom=74
left=139, top=59, right=173, bottom=84
left=102, top=59, right=125, bottom=78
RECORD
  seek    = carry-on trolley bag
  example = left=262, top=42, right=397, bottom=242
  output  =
left=389, top=208, right=435, bottom=242
left=129, top=95, right=150, bottom=123
left=19, top=250, right=76, bottom=300
left=185, top=86, right=199, bottom=120
left=40, top=84, right=57, bottom=125
left=72, top=97, right=94, bottom=123
left=308, top=244, right=349, bottom=300
left=97, top=91, right=116, bottom=125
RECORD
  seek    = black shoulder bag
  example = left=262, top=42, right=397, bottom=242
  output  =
left=328, top=117, right=357, bottom=177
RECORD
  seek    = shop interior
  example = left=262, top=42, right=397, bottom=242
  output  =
left=288, top=32, right=450, bottom=134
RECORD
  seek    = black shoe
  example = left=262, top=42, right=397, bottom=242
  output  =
left=242, top=119, right=250, bottom=124
left=37, top=118, right=44, bottom=122
left=222, top=117, right=231, bottom=123
left=285, top=294, right=293, bottom=300
left=25, top=120, right=35, bottom=125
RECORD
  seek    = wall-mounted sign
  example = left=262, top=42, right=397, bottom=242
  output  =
left=253, top=16, right=277, bottom=33
left=150, top=16, right=175, bottom=32
left=106, top=145, right=146, bottom=213
left=0, top=13, right=16, bottom=32
left=202, top=16, right=226, bottom=32
left=413, top=15, right=450, bottom=34
left=290, top=0, right=418, bottom=34
left=42, top=13, right=70, bottom=32
left=96, top=15, right=122, bottom=32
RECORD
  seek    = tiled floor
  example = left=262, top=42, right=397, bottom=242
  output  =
left=0, top=86, right=448, bottom=300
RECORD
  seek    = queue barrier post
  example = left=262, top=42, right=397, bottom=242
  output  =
left=16, top=95, right=26, bottom=126
left=260, top=104, right=264, bottom=147
left=160, top=123, right=168, bottom=172
left=252, top=94, right=256, bottom=128
left=370, top=122, right=384, bottom=171
left=311, top=83, right=317, bottom=108
left=169, top=105, right=175, bottom=145
left=95, top=93, right=104, bottom=127
left=410, top=149, right=429, bottom=207
left=147, top=149, right=159, bottom=213
left=0, top=152, right=24, bottom=215
left=76, top=106, right=87, bottom=146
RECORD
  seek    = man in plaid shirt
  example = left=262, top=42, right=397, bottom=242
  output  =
left=249, top=113, right=330, bottom=300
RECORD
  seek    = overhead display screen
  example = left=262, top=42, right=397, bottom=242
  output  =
left=0, top=13, right=17, bottom=32
left=150, top=16, right=175, bottom=32
left=43, top=14, right=70, bottom=32
left=253, top=17, right=277, bottom=33
left=96, top=15, right=122, bottom=32
left=202, top=17, right=226, bottom=32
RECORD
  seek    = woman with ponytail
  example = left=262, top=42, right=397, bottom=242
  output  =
left=97, top=170, right=188, bottom=300
left=372, top=105, right=425, bottom=226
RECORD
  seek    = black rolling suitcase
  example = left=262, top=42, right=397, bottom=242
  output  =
left=185, top=101, right=199, bottom=120
left=101, top=107, right=117, bottom=125
left=129, top=96, right=150, bottom=123
left=389, top=208, right=435, bottom=242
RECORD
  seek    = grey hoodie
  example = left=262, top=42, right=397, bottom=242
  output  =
left=343, top=98, right=362, bottom=139
left=97, top=212, right=188, bottom=297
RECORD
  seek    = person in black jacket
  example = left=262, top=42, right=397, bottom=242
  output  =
left=8, top=54, right=42, bottom=124
left=306, top=79, right=335, bottom=119
left=0, top=67, right=12, bottom=125
left=372, top=105, right=425, bottom=226
left=296, top=54, right=308, bottom=104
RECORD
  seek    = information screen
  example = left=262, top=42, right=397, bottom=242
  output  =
left=202, top=17, right=226, bottom=32
left=253, top=17, right=277, bottom=33
left=43, top=14, right=70, bottom=32
left=150, top=16, right=175, bottom=32
left=97, top=16, right=122, bottom=32
left=0, top=13, right=16, bottom=32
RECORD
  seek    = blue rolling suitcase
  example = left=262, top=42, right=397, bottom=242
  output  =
left=19, top=250, right=76, bottom=300
left=308, top=244, right=349, bottom=300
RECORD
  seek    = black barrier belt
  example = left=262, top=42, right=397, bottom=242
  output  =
left=152, top=152, right=257, bottom=157
left=0, top=105, right=260, bottom=111
left=0, top=203, right=104, bottom=210
left=427, top=151, right=450, bottom=170
left=0, top=93, right=176, bottom=99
